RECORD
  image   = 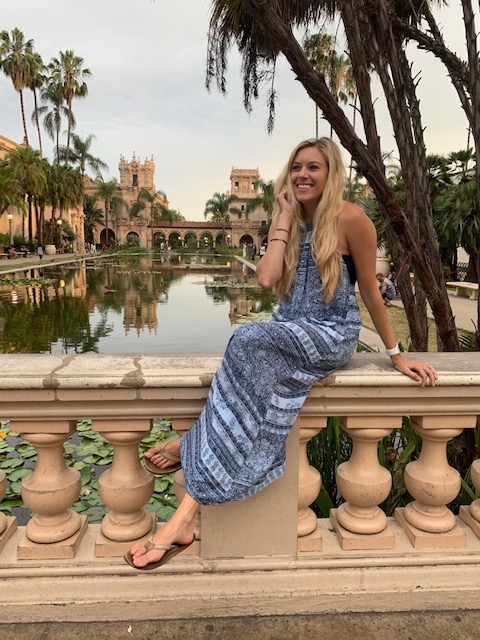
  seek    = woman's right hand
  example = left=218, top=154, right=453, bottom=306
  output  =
left=277, top=186, right=293, bottom=218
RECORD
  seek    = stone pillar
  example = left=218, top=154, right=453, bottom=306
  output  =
left=200, top=419, right=300, bottom=559
left=460, top=458, right=480, bottom=538
left=17, top=423, right=88, bottom=559
left=95, top=420, right=155, bottom=557
left=297, top=416, right=326, bottom=552
left=330, top=416, right=399, bottom=550
left=0, top=469, right=17, bottom=554
left=395, top=415, right=475, bottom=548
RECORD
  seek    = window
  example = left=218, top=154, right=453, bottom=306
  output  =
left=234, top=181, right=239, bottom=190
left=133, top=174, right=138, bottom=187
left=241, top=205, right=245, bottom=211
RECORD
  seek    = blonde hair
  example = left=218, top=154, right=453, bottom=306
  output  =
left=272, top=138, right=347, bottom=303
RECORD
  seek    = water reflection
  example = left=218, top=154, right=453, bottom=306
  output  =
left=0, top=255, right=277, bottom=354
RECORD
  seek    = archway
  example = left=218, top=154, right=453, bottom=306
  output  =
left=125, top=231, right=140, bottom=247
left=184, top=232, right=198, bottom=249
left=100, top=228, right=116, bottom=248
left=167, top=232, right=182, bottom=249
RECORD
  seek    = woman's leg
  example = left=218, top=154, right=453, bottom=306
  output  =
left=129, top=492, right=199, bottom=568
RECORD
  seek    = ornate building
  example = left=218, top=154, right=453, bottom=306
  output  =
left=227, top=168, right=268, bottom=248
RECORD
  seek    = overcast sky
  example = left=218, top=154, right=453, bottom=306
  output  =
left=1, top=1, right=468, bottom=220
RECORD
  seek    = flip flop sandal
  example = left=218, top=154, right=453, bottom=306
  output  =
left=124, top=535, right=194, bottom=571
left=143, top=441, right=182, bottom=476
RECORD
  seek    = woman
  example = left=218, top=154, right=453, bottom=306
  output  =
left=126, top=138, right=437, bottom=570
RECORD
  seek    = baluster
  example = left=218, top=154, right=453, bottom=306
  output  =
left=460, top=458, right=480, bottom=538
left=17, top=422, right=87, bottom=559
left=0, top=469, right=17, bottom=554
left=395, top=416, right=475, bottom=548
left=297, top=416, right=326, bottom=552
left=95, top=420, right=155, bottom=557
left=330, top=416, right=399, bottom=550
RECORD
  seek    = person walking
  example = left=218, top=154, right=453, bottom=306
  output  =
left=125, top=137, right=437, bottom=571
left=37, top=245, right=44, bottom=261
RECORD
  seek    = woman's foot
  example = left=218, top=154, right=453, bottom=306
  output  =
left=143, top=437, right=181, bottom=475
left=125, top=495, right=198, bottom=570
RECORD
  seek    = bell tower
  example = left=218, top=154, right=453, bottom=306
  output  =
left=118, top=152, right=155, bottom=194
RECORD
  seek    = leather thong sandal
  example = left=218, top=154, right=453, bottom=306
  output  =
left=124, top=535, right=194, bottom=571
left=143, top=441, right=182, bottom=476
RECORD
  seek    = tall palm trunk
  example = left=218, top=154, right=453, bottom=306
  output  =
left=32, top=87, right=43, bottom=156
left=19, top=90, right=29, bottom=146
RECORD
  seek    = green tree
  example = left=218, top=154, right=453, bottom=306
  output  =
left=93, top=177, right=124, bottom=247
left=48, top=50, right=92, bottom=163
left=39, top=162, right=83, bottom=246
left=0, top=159, right=27, bottom=218
left=303, top=32, right=356, bottom=139
left=0, top=28, right=34, bottom=145
left=245, top=179, right=275, bottom=226
left=130, top=188, right=169, bottom=248
left=27, top=51, right=46, bottom=156
left=38, top=79, right=76, bottom=162
left=4, top=146, right=46, bottom=240
left=435, top=180, right=480, bottom=347
left=56, top=133, right=107, bottom=179
left=204, top=192, right=238, bottom=244
left=83, top=194, right=104, bottom=245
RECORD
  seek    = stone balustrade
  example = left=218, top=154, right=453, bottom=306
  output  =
left=1, top=352, right=480, bottom=622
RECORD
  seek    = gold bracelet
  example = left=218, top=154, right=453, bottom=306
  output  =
left=270, top=238, right=288, bottom=245
left=275, top=227, right=289, bottom=234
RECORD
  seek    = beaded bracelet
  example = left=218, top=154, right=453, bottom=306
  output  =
left=275, top=227, right=290, bottom=233
left=270, top=238, right=288, bottom=245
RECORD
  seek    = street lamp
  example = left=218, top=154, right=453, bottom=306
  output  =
left=227, top=234, right=231, bottom=246
left=7, top=213, right=13, bottom=246
left=56, top=219, right=63, bottom=250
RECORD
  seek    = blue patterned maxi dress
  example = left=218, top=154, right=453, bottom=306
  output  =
left=181, top=223, right=361, bottom=505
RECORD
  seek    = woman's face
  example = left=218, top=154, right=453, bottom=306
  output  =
left=290, top=146, right=329, bottom=217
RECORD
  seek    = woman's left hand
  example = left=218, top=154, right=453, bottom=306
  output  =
left=390, top=355, right=438, bottom=387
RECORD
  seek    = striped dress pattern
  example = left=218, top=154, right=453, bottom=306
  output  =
left=181, top=223, right=361, bottom=505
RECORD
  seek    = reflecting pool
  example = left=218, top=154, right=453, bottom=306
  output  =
left=0, top=254, right=277, bottom=354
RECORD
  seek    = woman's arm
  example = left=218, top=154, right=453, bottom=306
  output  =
left=343, top=204, right=438, bottom=387
left=256, top=187, right=292, bottom=289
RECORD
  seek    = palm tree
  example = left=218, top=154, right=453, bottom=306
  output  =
left=49, top=50, right=92, bottom=163
left=38, top=79, right=76, bottom=162
left=38, top=161, right=83, bottom=246
left=303, top=32, right=356, bottom=139
left=27, top=51, right=46, bottom=156
left=83, top=194, right=104, bottom=245
left=0, top=160, right=27, bottom=217
left=244, top=179, right=275, bottom=226
left=435, top=180, right=480, bottom=347
left=204, top=192, right=238, bottom=244
left=56, top=133, right=107, bottom=178
left=0, top=28, right=34, bottom=145
left=131, top=188, right=169, bottom=248
left=5, top=146, right=46, bottom=240
left=93, top=177, right=124, bottom=248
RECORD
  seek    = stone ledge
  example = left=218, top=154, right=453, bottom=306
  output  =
left=2, top=519, right=480, bottom=623
left=0, top=353, right=479, bottom=391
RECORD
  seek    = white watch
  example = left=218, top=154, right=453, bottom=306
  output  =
left=386, top=344, right=400, bottom=356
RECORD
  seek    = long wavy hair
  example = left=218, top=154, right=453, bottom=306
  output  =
left=272, top=137, right=347, bottom=303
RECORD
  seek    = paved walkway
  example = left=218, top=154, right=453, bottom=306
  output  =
left=359, top=292, right=478, bottom=352
left=0, top=251, right=102, bottom=276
